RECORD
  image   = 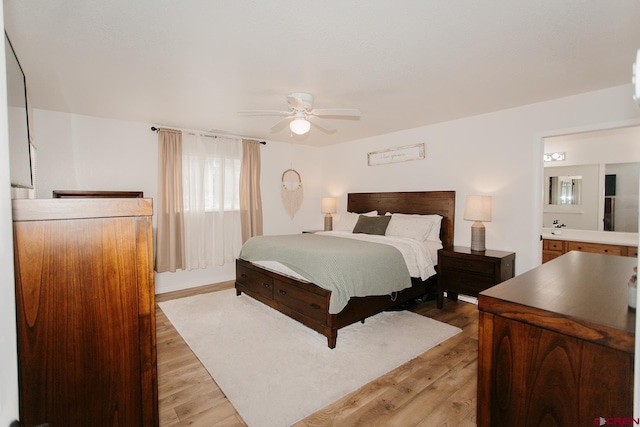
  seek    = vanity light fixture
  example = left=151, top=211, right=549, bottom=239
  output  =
left=464, top=195, right=492, bottom=252
left=321, top=197, right=337, bottom=231
left=544, top=152, right=566, bottom=162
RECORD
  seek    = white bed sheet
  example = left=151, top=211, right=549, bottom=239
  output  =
left=252, top=231, right=441, bottom=283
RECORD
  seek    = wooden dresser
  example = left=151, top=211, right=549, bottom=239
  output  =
left=477, top=251, right=635, bottom=426
left=12, top=198, right=158, bottom=426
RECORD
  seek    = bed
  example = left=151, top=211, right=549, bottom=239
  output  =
left=235, top=191, right=455, bottom=348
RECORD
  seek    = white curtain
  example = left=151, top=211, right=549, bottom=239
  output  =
left=182, top=133, right=243, bottom=269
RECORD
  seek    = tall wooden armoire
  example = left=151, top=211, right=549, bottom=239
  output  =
left=12, top=197, right=158, bottom=427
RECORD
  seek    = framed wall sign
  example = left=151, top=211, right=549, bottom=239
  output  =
left=367, top=143, right=425, bottom=166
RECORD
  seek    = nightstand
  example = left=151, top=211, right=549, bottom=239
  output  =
left=437, top=246, right=515, bottom=308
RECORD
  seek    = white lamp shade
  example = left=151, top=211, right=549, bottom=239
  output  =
left=464, top=195, right=492, bottom=222
left=290, top=118, right=311, bottom=135
left=321, top=197, right=337, bottom=213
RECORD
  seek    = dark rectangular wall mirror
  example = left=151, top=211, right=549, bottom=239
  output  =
left=5, top=31, right=33, bottom=189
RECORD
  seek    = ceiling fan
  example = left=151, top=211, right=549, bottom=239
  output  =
left=238, top=92, right=361, bottom=135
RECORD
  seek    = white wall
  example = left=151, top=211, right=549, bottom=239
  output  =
left=320, top=84, right=640, bottom=275
left=32, top=110, right=326, bottom=293
left=33, top=109, right=159, bottom=200
left=0, top=5, right=21, bottom=424
left=258, top=140, right=326, bottom=235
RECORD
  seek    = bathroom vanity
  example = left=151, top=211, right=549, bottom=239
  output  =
left=541, top=228, right=638, bottom=263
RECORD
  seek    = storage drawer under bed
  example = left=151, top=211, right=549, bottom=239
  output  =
left=236, top=261, right=274, bottom=300
left=273, top=279, right=329, bottom=324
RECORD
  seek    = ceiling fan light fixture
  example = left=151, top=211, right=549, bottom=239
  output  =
left=290, top=118, right=311, bottom=135
left=239, top=92, right=360, bottom=136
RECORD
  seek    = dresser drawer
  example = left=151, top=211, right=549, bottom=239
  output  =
left=566, top=241, right=623, bottom=256
left=543, top=239, right=565, bottom=252
left=274, top=280, right=328, bottom=324
left=441, top=256, right=495, bottom=275
left=441, top=269, right=496, bottom=297
left=236, top=263, right=273, bottom=300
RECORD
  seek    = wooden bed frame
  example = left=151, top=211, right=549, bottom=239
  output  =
left=235, top=190, right=455, bottom=348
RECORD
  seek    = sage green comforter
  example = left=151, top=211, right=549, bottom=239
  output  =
left=238, top=234, right=412, bottom=314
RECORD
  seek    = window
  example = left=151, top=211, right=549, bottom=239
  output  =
left=182, top=133, right=243, bottom=268
left=202, top=156, right=241, bottom=211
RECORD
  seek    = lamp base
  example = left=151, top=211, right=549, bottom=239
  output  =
left=324, top=214, right=333, bottom=231
left=470, top=221, right=486, bottom=252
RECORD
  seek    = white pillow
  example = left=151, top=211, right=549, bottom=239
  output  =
left=385, top=213, right=443, bottom=242
left=385, top=213, right=433, bottom=241
left=335, top=210, right=378, bottom=232
left=426, top=215, right=443, bottom=242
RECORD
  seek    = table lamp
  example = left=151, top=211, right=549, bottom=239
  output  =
left=321, top=197, right=337, bottom=231
left=464, top=195, right=492, bottom=252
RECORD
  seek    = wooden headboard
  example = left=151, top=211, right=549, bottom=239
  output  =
left=347, top=191, right=456, bottom=249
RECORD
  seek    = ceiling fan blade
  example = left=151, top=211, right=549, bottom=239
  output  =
left=310, top=108, right=361, bottom=117
left=269, top=117, right=292, bottom=132
left=308, top=116, right=337, bottom=133
left=238, top=110, right=290, bottom=116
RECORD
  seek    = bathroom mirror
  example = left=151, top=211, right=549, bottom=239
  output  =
left=543, top=125, right=640, bottom=232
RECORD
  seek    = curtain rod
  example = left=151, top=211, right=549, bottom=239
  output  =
left=150, top=126, right=266, bottom=145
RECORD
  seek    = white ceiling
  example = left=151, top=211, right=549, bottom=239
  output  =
left=3, top=1, right=640, bottom=147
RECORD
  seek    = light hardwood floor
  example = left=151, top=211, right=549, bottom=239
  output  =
left=156, top=282, right=479, bottom=426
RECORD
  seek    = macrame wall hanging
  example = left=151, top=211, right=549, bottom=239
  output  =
left=281, top=168, right=303, bottom=219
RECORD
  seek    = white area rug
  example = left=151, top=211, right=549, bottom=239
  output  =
left=159, top=289, right=461, bottom=427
